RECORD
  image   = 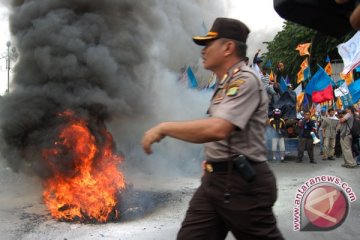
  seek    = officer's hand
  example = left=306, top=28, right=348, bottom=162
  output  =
left=142, top=125, right=165, bottom=154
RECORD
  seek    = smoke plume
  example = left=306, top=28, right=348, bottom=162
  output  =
left=0, top=0, right=225, bottom=179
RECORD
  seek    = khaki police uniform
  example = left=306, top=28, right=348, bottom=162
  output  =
left=177, top=61, right=284, bottom=240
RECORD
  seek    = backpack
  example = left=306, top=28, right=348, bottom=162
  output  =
left=349, top=117, right=360, bottom=139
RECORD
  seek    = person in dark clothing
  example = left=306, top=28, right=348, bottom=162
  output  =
left=297, top=111, right=317, bottom=163
left=275, top=61, right=286, bottom=83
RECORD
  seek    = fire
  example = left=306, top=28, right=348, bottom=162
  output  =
left=42, top=111, right=126, bottom=222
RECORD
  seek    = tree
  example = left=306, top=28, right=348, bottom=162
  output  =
left=263, top=21, right=355, bottom=87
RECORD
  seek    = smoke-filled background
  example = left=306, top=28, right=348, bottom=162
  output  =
left=0, top=0, right=226, bottom=181
left=0, top=0, right=283, bottom=182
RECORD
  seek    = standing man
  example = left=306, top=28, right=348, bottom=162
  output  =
left=275, top=61, right=286, bottom=83
left=317, top=108, right=327, bottom=155
left=297, top=111, right=317, bottom=163
left=321, top=109, right=339, bottom=160
left=269, top=108, right=287, bottom=162
left=339, top=106, right=358, bottom=168
left=142, top=17, right=283, bottom=240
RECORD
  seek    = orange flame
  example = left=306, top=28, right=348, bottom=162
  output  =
left=42, top=111, right=125, bottom=222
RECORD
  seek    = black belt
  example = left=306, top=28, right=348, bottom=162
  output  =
left=205, top=160, right=264, bottom=173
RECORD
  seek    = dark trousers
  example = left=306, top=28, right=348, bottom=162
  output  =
left=352, top=137, right=359, bottom=157
left=335, top=132, right=342, bottom=157
left=297, top=137, right=314, bottom=162
left=177, top=162, right=284, bottom=240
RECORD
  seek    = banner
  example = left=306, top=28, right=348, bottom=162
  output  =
left=338, top=31, right=360, bottom=74
left=334, top=81, right=349, bottom=97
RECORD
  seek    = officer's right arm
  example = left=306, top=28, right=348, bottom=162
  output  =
left=141, top=117, right=235, bottom=154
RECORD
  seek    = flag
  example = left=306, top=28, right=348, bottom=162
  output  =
left=338, top=31, right=360, bottom=74
left=266, top=60, right=272, bottom=68
left=273, top=91, right=297, bottom=119
left=305, top=67, right=332, bottom=95
left=324, top=62, right=332, bottom=75
left=341, top=94, right=353, bottom=108
left=297, top=59, right=310, bottom=83
left=296, top=92, right=305, bottom=111
left=285, top=75, right=290, bottom=84
left=300, top=58, right=309, bottom=69
left=297, top=68, right=304, bottom=83
left=312, top=84, right=334, bottom=103
left=304, top=67, right=311, bottom=80
left=303, top=93, right=309, bottom=108
left=294, top=83, right=303, bottom=96
left=269, top=70, right=275, bottom=82
left=305, top=67, right=334, bottom=103
left=334, top=81, right=350, bottom=97
left=296, top=43, right=311, bottom=56
left=340, top=71, right=353, bottom=85
left=348, top=80, right=360, bottom=103
left=325, top=55, right=330, bottom=63
left=280, top=77, right=288, bottom=93
left=187, top=66, right=198, bottom=88
left=336, top=97, right=343, bottom=109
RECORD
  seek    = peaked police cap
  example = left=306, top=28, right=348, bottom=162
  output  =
left=192, top=17, right=250, bottom=46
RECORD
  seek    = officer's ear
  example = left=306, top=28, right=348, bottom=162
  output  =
left=222, top=40, right=236, bottom=56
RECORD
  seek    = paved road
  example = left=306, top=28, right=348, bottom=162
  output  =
left=0, top=146, right=359, bottom=240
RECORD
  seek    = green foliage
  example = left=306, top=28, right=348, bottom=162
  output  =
left=263, top=21, right=354, bottom=87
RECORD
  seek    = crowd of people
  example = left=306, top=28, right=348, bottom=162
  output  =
left=248, top=49, right=360, bottom=169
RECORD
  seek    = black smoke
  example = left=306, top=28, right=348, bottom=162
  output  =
left=0, top=0, right=224, bottom=178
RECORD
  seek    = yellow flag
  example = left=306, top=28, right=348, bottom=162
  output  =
left=300, top=58, right=309, bottom=70
left=269, top=70, right=275, bottom=82
left=296, top=92, right=305, bottom=112
left=340, top=72, right=353, bottom=85
left=336, top=97, right=343, bottom=110
left=297, top=68, right=304, bottom=83
left=296, top=43, right=311, bottom=56
left=324, top=62, right=332, bottom=75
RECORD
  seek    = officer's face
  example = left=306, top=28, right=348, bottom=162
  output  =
left=201, top=39, right=227, bottom=70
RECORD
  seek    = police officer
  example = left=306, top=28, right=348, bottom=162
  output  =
left=142, top=17, right=284, bottom=240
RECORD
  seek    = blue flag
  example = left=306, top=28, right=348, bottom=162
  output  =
left=341, top=94, right=353, bottom=108
left=305, top=67, right=332, bottom=95
left=285, top=75, right=290, bottom=84
left=266, top=60, right=272, bottom=68
left=325, top=55, right=330, bottom=63
left=304, top=67, right=311, bottom=80
left=349, top=80, right=360, bottom=103
left=187, top=66, right=198, bottom=88
left=303, top=93, right=309, bottom=108
left=280, top=77, right=288, bottom=93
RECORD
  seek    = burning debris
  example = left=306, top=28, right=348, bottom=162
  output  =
left=0, top=0, right=224, bottom=223
left=41, top=110, right=125, bottom=223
